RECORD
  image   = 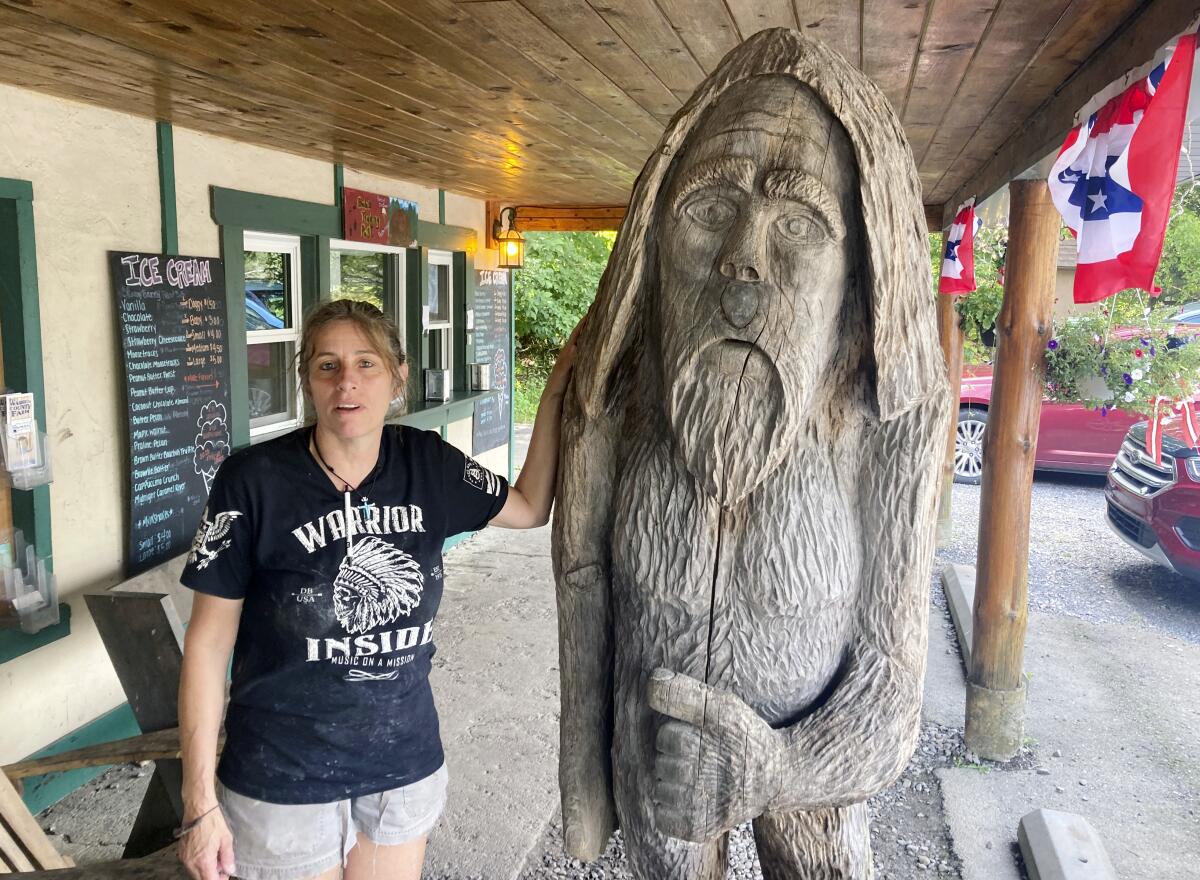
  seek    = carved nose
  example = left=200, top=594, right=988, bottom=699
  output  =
left=721, top=287, right=759, bottom=329
left=719, top=261, right=760, bottom=283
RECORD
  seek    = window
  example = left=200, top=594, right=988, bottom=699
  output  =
left=244, top=231, right=303, bottom=439
left=329, top=239, right=405, bottom=339
left=426, top=250, right=453, bottom=373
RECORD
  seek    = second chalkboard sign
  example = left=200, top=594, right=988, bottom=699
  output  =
left=111, top=252, right=232, bottom=576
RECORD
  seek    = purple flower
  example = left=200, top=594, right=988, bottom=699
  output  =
left=1100, top=365, right=1109, bottom=377
left=1150, top=346, right=1157, bottom=356
left=1123, top=373, right=1133, bottom=385
left=1140, top=337, right=1151, bottom=346
left=1100, top=406, right=1109, bottom=417
left=1047, top=339, right=1059, bottom=350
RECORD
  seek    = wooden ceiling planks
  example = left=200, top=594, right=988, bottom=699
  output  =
left=917, top=0, right=1079, bottom=200
left=587, top=0, right=709, bottom=101
left=793, top=0, right=862, bottom=70
left=0, top=0, right=1192, bottom=211
left=901, top=0, right=997, bottom=169
left=724, top=0, right=799, bottom=37
left=462, top=1, right=665, bottom=143
left=862, top=0, right=931, bottom=113
left=512, top=0, right=683, bottom=120
left=930, top=0, right=1144, bottom=203
left=647, top=0, right=742, bottom=72
left=3, top=0, right=614, bottom=194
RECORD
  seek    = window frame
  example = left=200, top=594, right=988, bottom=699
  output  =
left=244, top=230, right=305, bottom=440
left=328, top=237, right=407, bottom=341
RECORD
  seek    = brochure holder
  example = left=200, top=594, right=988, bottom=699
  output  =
left=0, top=392, right=53, bottom=489
left=0, top=527, right=58, bottom=633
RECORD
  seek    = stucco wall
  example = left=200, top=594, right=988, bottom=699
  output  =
left=0, top=85, right=508, bottom=761
left=174, top=129, right=332, bottom=258
left=0, top=84, right=159, bottom=760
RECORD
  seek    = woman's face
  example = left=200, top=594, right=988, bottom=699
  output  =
left=307, top=320, right=406, bottom=441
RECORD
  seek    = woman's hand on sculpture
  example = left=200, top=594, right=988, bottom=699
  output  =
left=542, top=317, right=587, bottom=402
left=645, top=668, right=785, bottom=842
left=178, top=807, right=235, bottom=880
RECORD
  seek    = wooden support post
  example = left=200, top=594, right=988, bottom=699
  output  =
left=965, top=179, right=1058, bottom=760
left=935, top=282, right=964, bottom=549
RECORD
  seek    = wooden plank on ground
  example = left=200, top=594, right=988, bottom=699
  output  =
left=0, top=817, right=37, bottom=873
left=84, top=593, right=184, bottom=734
left=2, top=728, right=226, bottom=781
left=0, top=773, right=69, bottom=871
left=14, top=845, right=185, bottom=878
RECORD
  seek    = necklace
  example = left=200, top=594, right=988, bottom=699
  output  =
left=310, top=428, right=381, bottom=558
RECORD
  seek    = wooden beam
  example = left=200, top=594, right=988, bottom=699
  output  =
left=925, top=203, right=946, bottom=232
left=487, top=203, right=627, bottom=247
left=965, top=179, right=1058, bottom=760
left=936, top=290, right=965, bottom=549
left=942, top=0, right=1200, bottom=227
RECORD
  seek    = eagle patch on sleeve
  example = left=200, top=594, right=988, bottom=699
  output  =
left=463, top=457, right=501, bottom=496
left=188, top=508, right=244, bottom=569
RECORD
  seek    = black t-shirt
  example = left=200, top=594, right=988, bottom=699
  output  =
left=180, top=425, right=509, bottom=804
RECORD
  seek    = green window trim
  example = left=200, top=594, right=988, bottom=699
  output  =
left=211, top=188, right=489, bottom=446
left=0, top=176, right=61, bottom=662
left=156, top=121, right=179, bottom=256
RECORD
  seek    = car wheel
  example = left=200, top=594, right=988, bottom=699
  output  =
left=954, top=408, right=988, bottom=485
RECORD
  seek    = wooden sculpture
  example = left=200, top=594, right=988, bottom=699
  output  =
left=551, top=28, right=950, bottom=879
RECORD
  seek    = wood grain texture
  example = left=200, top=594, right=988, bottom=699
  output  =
left=0, top=772, right=70, bottom=871
left=970, top=179, right=1057, bottom=693
left=1, top=728, right=225, bottom=781
left=0, top=2, right=1184, bottom=210
left=553, top=28, right=949, bottom=874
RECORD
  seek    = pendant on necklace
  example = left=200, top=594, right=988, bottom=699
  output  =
left=358, top=497, right=376, bottom=517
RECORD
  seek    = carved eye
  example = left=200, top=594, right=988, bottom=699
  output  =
left=776, top=212, right=832, bottom=244
left=682, top=194, right=737, bottom=230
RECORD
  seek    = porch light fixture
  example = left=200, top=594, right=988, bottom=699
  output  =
left=493, top=206, right=525, bottom=270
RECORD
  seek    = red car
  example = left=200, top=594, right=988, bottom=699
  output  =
left=955, top=364, right=1139, bottom=483
left=1105, top=422, right=1200, bottom=581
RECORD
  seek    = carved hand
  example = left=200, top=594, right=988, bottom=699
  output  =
left=645, top=668, right=785, bottom=842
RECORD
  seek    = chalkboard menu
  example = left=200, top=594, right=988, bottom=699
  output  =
left=472, top=269, right=511, bottom=456
left=110, top=252, right=232, bottom=575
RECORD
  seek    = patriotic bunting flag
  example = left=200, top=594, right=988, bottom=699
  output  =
left=938, top=199, right=980, bottom=294
left=1048, top=32, right=1197, bottom=304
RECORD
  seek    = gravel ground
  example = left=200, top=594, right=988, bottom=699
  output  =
left=518, top=715, right=976, bottom=880
left=519, top=473, right=1159, bottom=880
left=35, top=468, right=1185, bottom=879
left=941, top=473, right=1200, bottom=644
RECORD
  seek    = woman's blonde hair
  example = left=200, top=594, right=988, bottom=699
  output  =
left=296, top=299, right=407, bottom=400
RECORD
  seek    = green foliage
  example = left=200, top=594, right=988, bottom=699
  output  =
left=929, top=227, right=1007, bottom=364
left=1044, top=312, right=1200, bottom=416
left=511, top=231, right=615, bottom=423
left=330, top=251, right=385, bottom=310
left=514, top=231, right=615, bottom=366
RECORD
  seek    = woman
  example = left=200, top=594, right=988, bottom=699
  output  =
left=177, top=298, right=577, bottom=880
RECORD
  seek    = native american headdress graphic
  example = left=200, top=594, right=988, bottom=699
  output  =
left=332, top=536, right=425, bottom=634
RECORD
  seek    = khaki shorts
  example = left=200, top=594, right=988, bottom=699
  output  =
left=216, top=764, right=448, bottom=880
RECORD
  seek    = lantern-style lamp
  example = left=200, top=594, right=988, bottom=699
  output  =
left=493, top=206, right=525, bottom=270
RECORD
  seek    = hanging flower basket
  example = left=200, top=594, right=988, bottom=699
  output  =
left=1043, top=312, right=1200, bottom=417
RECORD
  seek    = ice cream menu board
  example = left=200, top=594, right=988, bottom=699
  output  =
left=472, top=269, right=511, bottom=455
left=110, top=252, right=232, bottom=575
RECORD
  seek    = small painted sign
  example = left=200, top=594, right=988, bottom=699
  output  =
left=342, top=187, right=390, bottom=244
left=388, top=197, right=419, bottom=248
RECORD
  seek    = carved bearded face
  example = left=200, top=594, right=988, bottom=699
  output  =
left=655, top=76, right=860, bottom=505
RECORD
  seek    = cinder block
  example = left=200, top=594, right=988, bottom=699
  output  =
left=1018, top=808, right=1117, bottom=880
left=941, top=562, right=975, bottom=667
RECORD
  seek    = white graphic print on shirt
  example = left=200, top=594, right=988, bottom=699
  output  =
left=332, top=536, right=425, bottom=634
left=188, top=508, right=243, bottom=570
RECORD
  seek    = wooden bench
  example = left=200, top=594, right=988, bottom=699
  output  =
left=3, top=557, right=201, bottom=875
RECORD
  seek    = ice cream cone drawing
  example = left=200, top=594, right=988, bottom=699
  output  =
left=193, top=401, right=231, bottom=494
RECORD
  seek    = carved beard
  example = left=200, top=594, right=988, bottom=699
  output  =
left=665, top=339, right=798, bottom=506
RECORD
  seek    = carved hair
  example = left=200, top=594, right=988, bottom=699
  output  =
left=296, top=298, right=408, bottom=399
left=572, top=28, right=944, bottom=423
